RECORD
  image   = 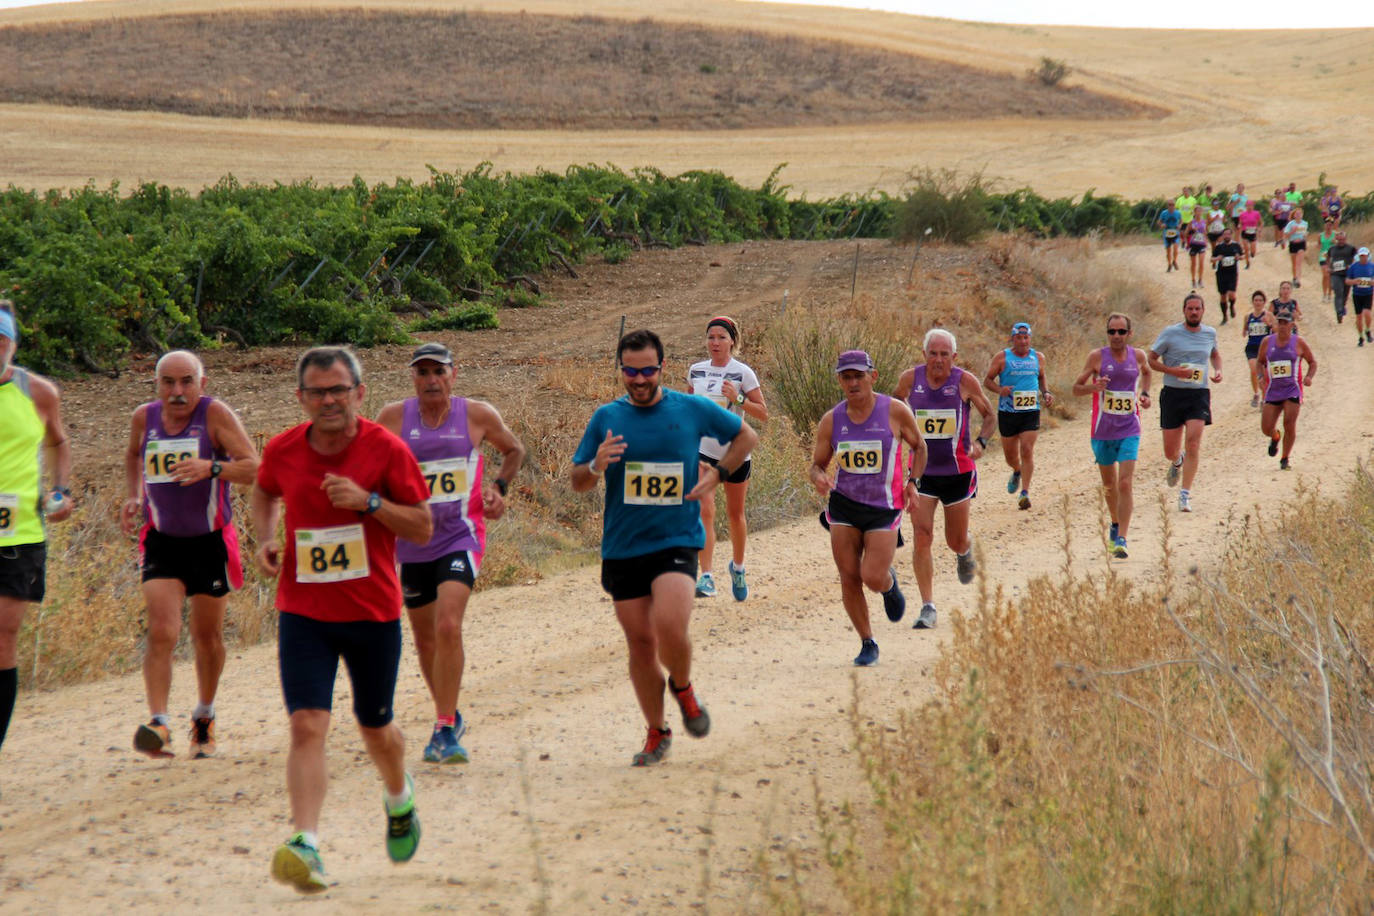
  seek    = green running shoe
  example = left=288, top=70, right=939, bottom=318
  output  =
left=385, top=773, right=421, bottom=863
left=271, top=834, right=328, bottom=894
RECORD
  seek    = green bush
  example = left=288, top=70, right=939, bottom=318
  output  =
left=893, top=168, right=991, bottom=245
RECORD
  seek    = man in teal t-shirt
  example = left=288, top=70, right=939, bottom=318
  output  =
left=572, top=329, right=757, bottom=768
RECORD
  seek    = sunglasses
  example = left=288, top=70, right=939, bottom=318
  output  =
left=620, top=364, right=662, bottom=378
left=1106, top=329, right=1130, bottom=336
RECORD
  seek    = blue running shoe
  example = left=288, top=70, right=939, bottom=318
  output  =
left=1109, top=522, right=1119, bottom=544
left=384, top=773, right=421, bottom=863
left=423, top=722, right=469, bottom=764
left=854, top=639, right=879, bottom=667
left=728, top=562, right=747, bottom=602
left=914, top=603, right=937, bottom=629
left=1006, top=469, right=1020, bottom=494
left=881, top=567, right=905, bottom=622
left=694, top=572, right=716, bottom=598
left=1110, top=537, right=1128, bottom=559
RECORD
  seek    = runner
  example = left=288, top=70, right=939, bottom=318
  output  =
left=686, top=316, right=767, bottom=601
left=1071, top=313, right=1152, bottom=558
left=1186, top=208, right=1210, bottom=287
left=1228, top=183, right=1248, bottom=230
left=1317, top=219, right=1336, bottom=302
left=1257, top=315, right=1317, bottom=470
left=1205, top=200, right=1228, bottom=248
left=1269, top=189, right=1291, bottom=249
left=1347, top=247, right=1374, bottom=347
left=376, top=342, right=526, bottom=765
left=1175, top=186, right=1198, bottom=227
left=1157, top=201, right=1182, bottom=273
left=1328, top=230, right=1358, bottom=323
left=120, top=350, right=259, bottom=760
left=1242, top=291, right=1274, bottom=408
left=1269, top=280, right=1303, bottom=326
left=1210, top=227, right=1244, bottom=322
left=0, top=301, right=73, bottom=760
left=1238, top=198, right=1262, bottom=262
left=1148, top=293, right=1222, bottom=513
left=981, top=321, right=1052, bottom=510
left=1285, top=182, right=1303, bottom=205
left=1320, top=186, right=1343, bottom=229
left=893, top=329, right=996, bottom=628
left=570, top=329, right=757, bottom=766
left=809, top=350, right=925, bottom=660
left=253, top=346, right=431, bottom=893
left=1282, top=205, right=1309, bottom=288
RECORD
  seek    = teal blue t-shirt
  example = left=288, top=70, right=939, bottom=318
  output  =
left=574, top=388, right=744, bottom=559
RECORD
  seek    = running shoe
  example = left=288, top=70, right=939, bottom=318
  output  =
left=1220, top=312, right=1227, bottom=325
left=669, top=680, right=710, bottom=737
left=881, top=567, right=905, bottom=622
left=1178, top=491, right=1192, bottom=513
left=956, top=549, right=976, bottom=585
left=1111, top=537, right=1128, bottom=559
left=1366, top=331, right=1372, bottom=343
left=913, top=603, right=937, bottom=630
left=1230, top=303, right=1237, bottom=317
left=1360, top=337, right=1366, bottom=348
left=1250, top=394, right=1259, bottom=408
left=1293, top=279, right=1301, bottom=288
left=134, top=721, right=174, bottom=759
left=1280, top=458, right=1290, bottom=470
left=632, top=727, right=672, bottom=766
left=1166, top=455, right=1184, bottom=488
left=1017, top=491, right=1031, bottom=510
left=422, top=722, right=469, bottom=765
left=1108, top=522, right=1119, bottom=544
left=694, top=572, right=716, bottom=598
left=1006, top=469, right=1020, bottom=494
left=188, top=716, right=216, bottom=759
left=1268, top=432, right=1281, bottom=457
left=728, top=562, right=747, bottom=602
left=853, top=639, right=879, bottom=667
left=271, top=834, right=328, bottom=894
left=384, top=773, right=421, bottom=863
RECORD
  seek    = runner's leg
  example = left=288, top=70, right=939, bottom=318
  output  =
left=187, top=594, right=227, bottom=710
left=143, top=578, right=188, bottom=718
left=830, top=524, right=873, bottom=641
left=910, top=495, right=939, bottom=605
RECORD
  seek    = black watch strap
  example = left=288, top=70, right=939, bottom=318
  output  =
left=494, top=478, right=509, bottom=497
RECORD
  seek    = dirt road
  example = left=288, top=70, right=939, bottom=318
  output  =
left=1, top=242, right=1371, bottom=912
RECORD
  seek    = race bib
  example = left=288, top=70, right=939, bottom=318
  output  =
left=295, top=524, right=369, bottom=583
left=1332, top=259, right=1346, bottom=271
left=144, top=437, right=199, bottom=484
left=1011, top=390, right=1039, bottom=411
left=1165, top=229, right=1178, bottom=239
left=419, top=457, right=470, bottom=505
left=1268, top=359, right=1293, bottom=379
left=0, top=493, right=17, bottom=537
left=1221, top=256, right=1236, bottom=267
left=623, top=461, right=683, bottom=506
left=914, top=408, right=957, bottom=440
left=1247, top=320, right=1267, bottom=337
left=1101, top=391, right=1135, bottom=415
left=1356, top=277, right=1373, bottom=288
left=836, top=440, right=883, bottom=474
left=1179, top=363, right=1205, bottom=384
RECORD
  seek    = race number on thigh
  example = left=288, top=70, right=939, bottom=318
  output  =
left=144, top=437, right=199, bottom=484
left=913, top=408, right=957, bottom=440
left=1101, top=391, right=1135, bottom=415
left=0, top=493, right=17, bottom=538
left=419, top=457, right=470, bottom=505
left=623, top=462, right=683, bottom=506
left=836, top=440, right=882, bottom=474
left=295, top=524, right=369, bottom=583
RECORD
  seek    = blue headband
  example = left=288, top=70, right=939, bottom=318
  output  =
left=0, top=310, right=15, bottom=341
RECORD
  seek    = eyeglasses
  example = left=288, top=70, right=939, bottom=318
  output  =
left=300, top=385, right=356, bottom=400
left=620, top=364, right=662, bottom=378
left=1106, top=329, right=1130, bottom=336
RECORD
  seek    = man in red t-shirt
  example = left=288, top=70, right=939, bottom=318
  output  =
left=252, top=346, right=432, bottom=894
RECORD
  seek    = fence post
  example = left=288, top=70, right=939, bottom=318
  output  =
left=850, top=243, right=860, bottom=303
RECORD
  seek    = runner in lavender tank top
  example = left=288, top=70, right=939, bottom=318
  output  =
left=894, top=329, right=996, bottom=629
left=1072, top=314, right=1153, bottom=559
left=377, top=342, right=526, bottom=765
left=810, top=350, right=926, bottom=666
left=120, top=350, right=260, bottom=759
left=1256, top=317, right=1318, bottom=469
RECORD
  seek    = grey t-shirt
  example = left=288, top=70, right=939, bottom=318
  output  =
left=1150, top=323, right=1218, bottom=389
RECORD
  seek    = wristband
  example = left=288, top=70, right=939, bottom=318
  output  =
left=714, top=464, right=732, bottom=480
left=494, top=478, right=509, bottom=496
left=586, top=460, right=603, bottom=477
left=209, top=460, right=223, bottom=479
left=906, top=476, right=920, bottom=487
left=975, top=436, right=988, bottom=449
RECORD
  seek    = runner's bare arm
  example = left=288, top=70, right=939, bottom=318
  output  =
left=808, top=411, right=836, bottom=496
left=1037, top=355, right=1053, bottom=406
left=891, top=367, right=915, bottom=400
left=1299, top=340, right=1317, bottom=384
left=1146, top=349, right=1182, bottom=379
left=320, top=472, right=432, bottom=543
left=250, top=482, right=282, bottom=578
left=469, top=399, right=526, bottom=520
left=891, top=399, right=926, bottom=482
left=740, top=386, right=769, bottom=423
left=31, top=374, right=73, bottom=522
left=981, top=352, right=1007, bottom=396
left=374, top=400, right=404, bottom=437
left=571, top=429, right=626, bottom=492
left=172, top=400, right=258, bottom=487
left=1135, top=349, right=1153, bottom=408
left=1209, top=346, right=1222, bottom=383
left=122, top=404, right=148, bottom=535
left=1070, top=350, right=1102, bottom=397
left=961, top=373, right=997, bottom=458
left=687, top=421, right=757, bottom=501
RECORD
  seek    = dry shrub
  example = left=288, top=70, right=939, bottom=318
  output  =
left=800, top=469, right=1374, bottom=911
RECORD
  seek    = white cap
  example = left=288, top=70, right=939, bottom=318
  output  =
left=1359, top=247, right=1370, bottom=257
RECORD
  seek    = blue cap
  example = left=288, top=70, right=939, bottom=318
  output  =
left=1011, top=322, right=1031, bottom=334
left=835, top=349, right=873, bottom=373
left=0, top=310, right=15, bottom=341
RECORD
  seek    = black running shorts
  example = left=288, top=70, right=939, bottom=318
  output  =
left=916, top=470, right=978, bottom=507
left=277, top=612, right=401, bottom=728
left=1159, top=387, right=1212, bottom=429
left=600, top=546, right=698, bottom=602
left=0, top=542, right=45, bottom=602
left=401, top=550, right=476, bottom=609
left=140, top=527, right=233, bottom=597
left=697, top=454, right=752, bottom=485
left=997, top=409, right=1040, bottom=438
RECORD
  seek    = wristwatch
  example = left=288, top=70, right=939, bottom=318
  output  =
left=363, top=492, right=382, bottom=514
left=975, top=436, right=989, bottom=449
left=734, top=392, right=746, bottom=406
left=209, top=460, right=223, bottom=479
left=494, top=478, right=509, bottom=497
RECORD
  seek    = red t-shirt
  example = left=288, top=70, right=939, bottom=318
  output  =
left=257, top=417, right=429, bottom=623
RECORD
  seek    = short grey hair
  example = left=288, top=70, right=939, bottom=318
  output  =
left=296, top=346, right=363, bottom=388
left=923, top=327, right=957, bottom=353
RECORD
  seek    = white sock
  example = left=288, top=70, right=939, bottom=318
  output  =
left=150, top=713, right=170, bottom=727
left=384, top=782, right=413, bottom=813
left=296, top=830, right=319, bottom=850
left=192, top=703, right=214, bottom=721
left=729, top=561, right=744, bottom=573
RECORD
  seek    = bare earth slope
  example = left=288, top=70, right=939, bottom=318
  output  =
left=0, top=0, right=1370, bottom=196
left=1, top=242, right=1371, bottom=912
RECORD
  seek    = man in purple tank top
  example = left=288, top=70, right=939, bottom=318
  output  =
left=120, top=350, right=259, bottom=759
left=1071, top=314, right=1153, bottom=559
left=1256, top=316, right=1317, bottom=470
left=377, top=342, right=525, bottom=765
left=809, top=350, right=925, bottom=667
left=893, top=329, right=996, bottom=630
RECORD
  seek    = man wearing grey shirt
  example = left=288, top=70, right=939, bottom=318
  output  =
left=1148, top=293, right=1222, bottom=513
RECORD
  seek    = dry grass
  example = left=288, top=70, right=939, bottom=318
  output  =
left=0, top=9, right=1151, bottom=133
left=795, top=471, right=1374, bottom=910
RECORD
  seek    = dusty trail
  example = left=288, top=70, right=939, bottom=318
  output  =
left=1, top=242, right=1372, bottom=913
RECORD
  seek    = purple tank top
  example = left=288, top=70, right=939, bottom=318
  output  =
left=1263, top=334, right=1303, bottom=402
left=906, top=366, right=974, bottom=477
left=141, top=396, right=231, bottom=537
left=829, top=394, right=904, bottom=509
left=396, top=396, right=486, bottom=564
left=1090, top=347, right=1141, bottom=441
